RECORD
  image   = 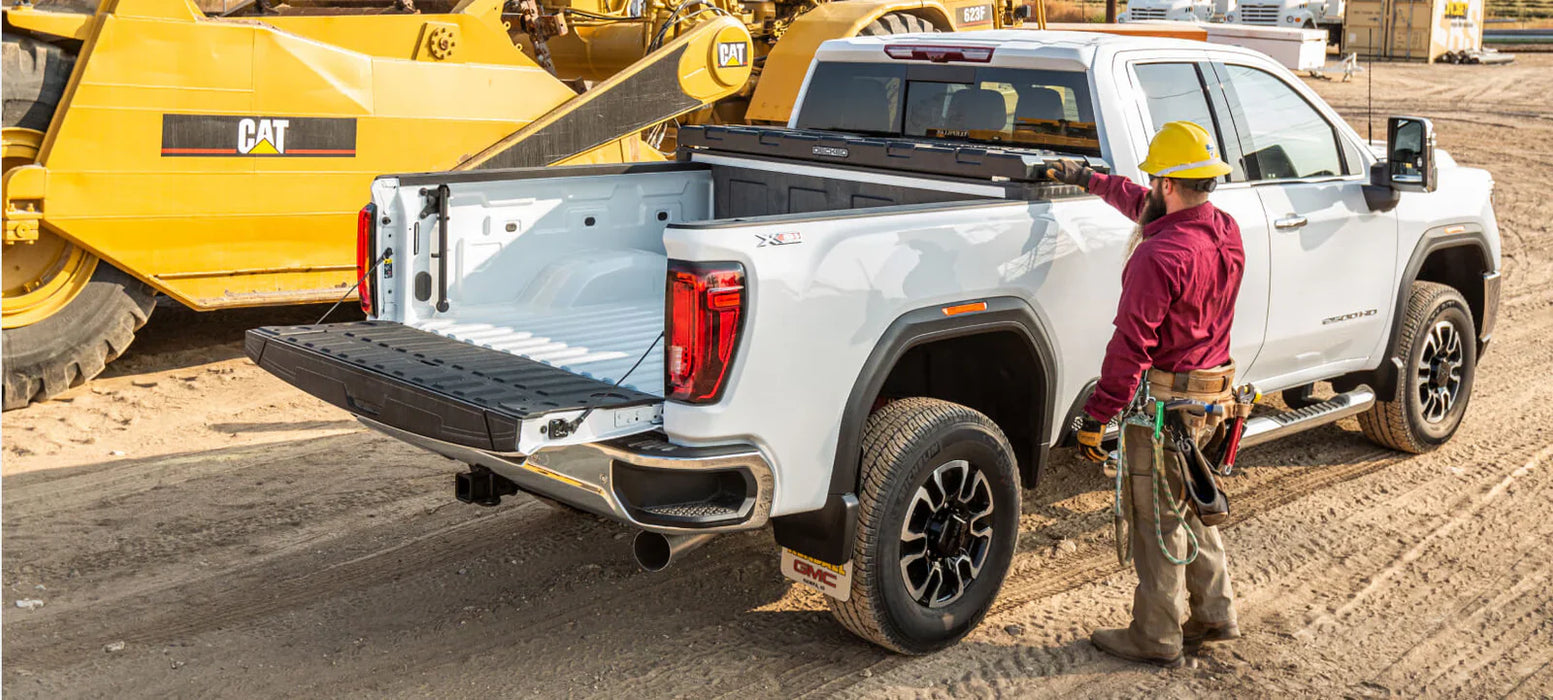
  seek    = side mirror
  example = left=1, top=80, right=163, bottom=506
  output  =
left=1386, top=116, right=1437, bottom=193
left=1014, top=4, right=1032, bottom=20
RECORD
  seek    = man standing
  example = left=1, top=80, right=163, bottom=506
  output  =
left=1048, top=121, right=1245, bottom=668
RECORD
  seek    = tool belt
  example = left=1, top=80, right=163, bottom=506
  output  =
left=1147, top=362, right=1248, bottom=439
left=1111, top=363, right=1259, bottom=565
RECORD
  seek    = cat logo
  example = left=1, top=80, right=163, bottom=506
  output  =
left=717, top=40, right=749, bottom=68
left=238, top=118, right=290, bottom=155
left=161, top=114, right=356, bottom=157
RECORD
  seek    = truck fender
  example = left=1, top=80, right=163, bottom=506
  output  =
left=772, top=296, right=1058, bottom=566
left=1339, top=224, right=1494, bottom=397
left=744, top=0, right=954, bottom=124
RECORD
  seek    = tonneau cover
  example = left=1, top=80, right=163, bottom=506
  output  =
left=245, top=322, right=659, bottom=452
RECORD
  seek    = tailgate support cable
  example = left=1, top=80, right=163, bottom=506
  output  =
left=552, top=332, right=664, bottom=439
left=420, top=184, right=452, bottom=313
left=315, top=247, right=392, bottom=325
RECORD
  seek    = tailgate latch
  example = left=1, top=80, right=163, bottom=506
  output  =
left=544, top=418, right=575, bottom=440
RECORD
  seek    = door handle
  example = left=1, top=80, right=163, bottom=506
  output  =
left=1274, top=215, right=1308, bottom=230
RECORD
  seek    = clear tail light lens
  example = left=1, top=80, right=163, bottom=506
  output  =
left=666, top=261, right=746, bottom=403
left=357, top=203, right=376, bottom=317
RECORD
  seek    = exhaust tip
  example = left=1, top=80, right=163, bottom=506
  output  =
left=632, top=531, right=674, bottom=572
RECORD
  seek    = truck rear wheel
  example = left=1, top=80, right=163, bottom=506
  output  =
left=1358, top=281, right=1477, bottom=453
left=829, top=397, right=1020, bottom=654
left=859, top=12, right=939, bottom=37
left=3, top=35, right=155, bottom=410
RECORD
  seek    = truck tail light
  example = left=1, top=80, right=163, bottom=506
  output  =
left=666, top=261, right=745, bottom=403
left=357, top=202, right=377, bottom=317
left=884, top=44, right=995, bottom=63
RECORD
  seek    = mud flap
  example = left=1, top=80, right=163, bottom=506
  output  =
left=780, top=548, right=852, bottom=601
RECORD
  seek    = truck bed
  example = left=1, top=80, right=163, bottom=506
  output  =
left=245, top=321, right=659, bottom=452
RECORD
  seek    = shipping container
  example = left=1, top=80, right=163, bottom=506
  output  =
left=1346, top=0, right=1486, bottom=61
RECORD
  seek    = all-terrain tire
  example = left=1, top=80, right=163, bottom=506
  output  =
left=1358, top=281, right=1477, bottom=453
left=3, top=35, right=76, bottom=131
left=829, top=397, right=1020, bottom=654
left=859, top=12, right=939, bottom=37
left=3, top=265, right=156, bottom=410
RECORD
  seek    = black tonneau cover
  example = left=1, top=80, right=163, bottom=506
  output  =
left=245, top=322, right=657, bottom=452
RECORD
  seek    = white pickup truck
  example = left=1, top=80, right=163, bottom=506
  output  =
left=248, top=30, right=1500, bottom=653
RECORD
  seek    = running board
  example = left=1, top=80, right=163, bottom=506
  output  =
left=1240, top=386, right=1377, bottom=449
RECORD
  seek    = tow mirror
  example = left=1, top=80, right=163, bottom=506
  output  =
left=1386, top=116, right=1437, bottom=193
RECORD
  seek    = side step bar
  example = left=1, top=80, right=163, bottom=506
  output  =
left=1240, top=386, right=1377, bottom=449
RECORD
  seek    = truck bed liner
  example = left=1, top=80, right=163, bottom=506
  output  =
left=245, top=321, right=659, bottom=452
left=415, top=301, right=665, bottom=396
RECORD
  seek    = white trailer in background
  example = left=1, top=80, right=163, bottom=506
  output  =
left=1227, top=0, right=1346, bottom=45
left=1206, top=23, right=1331, bottom=70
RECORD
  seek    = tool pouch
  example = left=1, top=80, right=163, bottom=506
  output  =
left=1176, top=430, right=1229, bottom=527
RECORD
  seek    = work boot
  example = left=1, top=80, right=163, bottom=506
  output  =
left=1181, top=619, right=1241, bottom=647
left=1091, top=627, right=1184, bottom=668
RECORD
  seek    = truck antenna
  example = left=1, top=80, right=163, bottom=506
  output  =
left=1367, top=30, right=1374, bottom=143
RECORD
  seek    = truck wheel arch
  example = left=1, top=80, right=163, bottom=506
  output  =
left=1338, top=225, right=1494, bottom=397
left=772, top=297, right=1058, bottom=566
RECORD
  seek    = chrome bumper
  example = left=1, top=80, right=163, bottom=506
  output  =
left=360, top=418, right=775, bottom=534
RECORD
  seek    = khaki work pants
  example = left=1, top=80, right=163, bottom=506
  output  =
left=1120, top=393, right=1237, bottom=656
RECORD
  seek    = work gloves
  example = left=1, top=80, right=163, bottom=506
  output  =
left=1076, top=415, right=1107, bottom=463
left=1046, top=159, right=1094, bottom=190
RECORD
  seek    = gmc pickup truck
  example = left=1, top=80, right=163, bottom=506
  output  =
left=247, top=30, right=1501, bottom=653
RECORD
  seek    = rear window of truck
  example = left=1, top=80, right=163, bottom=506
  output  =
left=795, top=61, right=1100, bottom=156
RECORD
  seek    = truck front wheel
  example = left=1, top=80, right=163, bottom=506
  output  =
left=829, top=397, right=1020, bottom=654
left=1359, top=281, right=1477, bottom=453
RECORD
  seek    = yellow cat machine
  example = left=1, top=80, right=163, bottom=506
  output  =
left=1, top=0, right=757, bottom=408
left=1, top=0, right=1033, bottom=409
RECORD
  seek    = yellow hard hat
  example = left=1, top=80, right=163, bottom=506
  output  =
left=1138, top=121, right=1232, bottom=179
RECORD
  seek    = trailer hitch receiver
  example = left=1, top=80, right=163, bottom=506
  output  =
left=455, top=466, right=519, bottom=506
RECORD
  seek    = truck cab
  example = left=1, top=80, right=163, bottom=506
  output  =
left=1120, top=0, right=1229, bottom=23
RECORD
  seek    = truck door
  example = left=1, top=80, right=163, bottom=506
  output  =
left=1126, top=59, right=1272, bottom=380
left=1209, top=61, right=1396, bottom=386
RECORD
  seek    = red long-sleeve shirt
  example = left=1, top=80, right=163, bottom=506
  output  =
left=1082, top=172, right=1245, bottom=423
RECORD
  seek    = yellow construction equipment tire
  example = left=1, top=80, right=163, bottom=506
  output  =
left=3, top=264, right=156, bottom=410
left=3, top=34, right=156, bottom=410
left=859, top=13, right=940, bottom=37
left=3, top=35, right=75, bottom=131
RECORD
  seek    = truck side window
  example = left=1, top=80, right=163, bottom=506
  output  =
left=1133, top=62, right=1242, bottom=182
left=1217, top=64, right=1346, bottom=181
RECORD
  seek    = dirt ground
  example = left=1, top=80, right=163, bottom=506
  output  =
left=4, top=55, right=1552, bottom=699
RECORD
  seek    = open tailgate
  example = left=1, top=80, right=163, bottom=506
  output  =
left=245, top=321, right=663, bottom=454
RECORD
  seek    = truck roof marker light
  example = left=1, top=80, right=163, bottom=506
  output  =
left=884, top=44, right=995, bottom=63
left=942, top=301, right=988, bottom=316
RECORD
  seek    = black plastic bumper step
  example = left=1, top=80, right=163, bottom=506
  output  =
left=245, top=321, right=659, bottom=452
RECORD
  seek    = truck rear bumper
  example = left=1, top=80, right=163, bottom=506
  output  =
left=363, top=418, right=775, bottom=534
